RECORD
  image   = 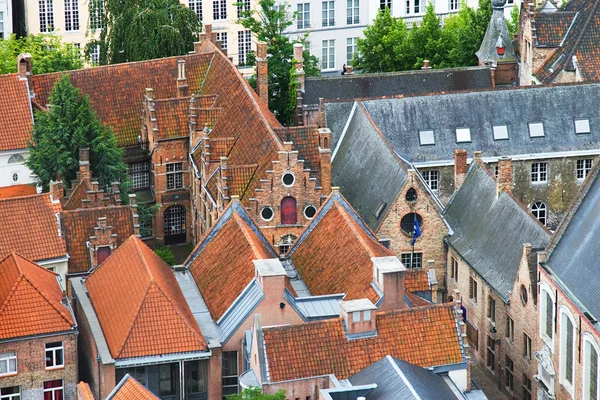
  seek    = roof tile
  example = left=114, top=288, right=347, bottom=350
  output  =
left=0, top=74, right=33, bottom=151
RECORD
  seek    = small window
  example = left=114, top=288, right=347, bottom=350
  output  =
left=523, top=375, right=532, bottom=400
left=374, top=201, right=387, bottom=219
left=43, top=380, right=63, bottom=400
left=364, top=310, right=371, bottom=321
left=419, top=130, right=435, bottom=145
left=487, top=335, right=496, bottom=371
left=0, top=386, right=20, bottom=400
left=352, top=311, right=360, bottom=322
left=400, top=213, right=422, bottom=235
left=505, top=356, right=514, bottom=391
left=422, top=170, right=438, bottom=191
left=450, top=257, right=458, bottom=281
left=521, top=284, right=528, bottom=305
left=97, top=246, right=111, bottom=265
left=0, top=352, right=17, bottom=376
left=456, top=127, right=471, bottom=143
left=528, top=122, right=545, bottom=138
left=487, top=296, right=496, bottom=322
left=575, top=118, right=591, bottom=134
left=493, top=125, right=509, bottom=140
left=577, top=159, right=593, bottom=180
left=7, top=154, right=24, bottom=164
left=261, top=206, right=274, bottom=221
left=45, top=342, right=64, bottom=369
left=282, top=172, right=295, bottom=187
left=303, top=205, right=317, bottom=219
left=469, top=277, right=478, bottom=303
left=531, top=201, right=547, bottom=226
left=405, top=188, right=417, bottom=202
left=12, top=173, right=18, bottom=182
left=401, top=252, right=422, bottom=269
left=531, top=162, right=548, bottom=183
left=506, top=316, right=514, bottom=342
left=524, top=333, right=532, bottom=360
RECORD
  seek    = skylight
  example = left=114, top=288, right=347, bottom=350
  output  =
left=528, top=122, right=545, bottom=138
left=575, top=118, right=590, bottom=134
left=493, top=125, right=509, bottom=140
left=419, top=130, right=435, bottom=145
left=456, top=127, right=471, bottom=143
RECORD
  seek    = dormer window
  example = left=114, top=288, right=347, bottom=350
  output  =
left=456, top=127, right=471, bottom=143
left=493, top=125, right=509, bottom=140
left=419, top=130, right=435, bottom=145
left=529, top=122, right=545, bottom=138
left=575, top=118, right=591, bottom=134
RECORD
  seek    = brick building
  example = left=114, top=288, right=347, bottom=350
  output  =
left=443, top=153, right=550, bottom=399
left=0, top=253, right=78, bottom=400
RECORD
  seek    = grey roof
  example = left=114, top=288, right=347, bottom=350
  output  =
left=284, top=290, right=344, bottom=321
left=348, top=355, right=461, bottom=399
left=546, top=166, right=600, bottom=328
left=304, top=67, right=493, bottom=108
left=217, top=279, right=264, bottom=342
left=324, top=101, right=354, bottom=148
left=331, top=103, right=408, bottom=231
left=476, top=5, right=517, bottom=64
left=349, top=83, right=600, bottom=164
left=443, top=163, right=550, bottom=301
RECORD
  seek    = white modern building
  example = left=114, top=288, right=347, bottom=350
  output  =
left=0, top=0, right=12, bottom=39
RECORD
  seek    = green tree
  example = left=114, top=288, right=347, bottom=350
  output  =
left=238, top=0, right=320, bottom=125
left=227, top=387, right=286, bottom=400
left=405, top=3, right=443, bottom=68
left=506, top=4, right=520, bottom=37
left=0, top=34, right=83, bottom=75
left=26, top=75, right=128, bottom=197
left=89, top=0, right=200, bottom=65
left=154, top=246, right=175, bottom=265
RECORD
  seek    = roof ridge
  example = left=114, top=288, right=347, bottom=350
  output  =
left=232, top=212, right=269, bottom=260
left=560, top=0, right=600, bottom=72
left=132, top=236, right=156, bottom=282
left=0, top=275, right=23, bottom=317
left=0, top=192, right=49, bottom=204
left=335, top=201, right=379, bottom=258
left=115, top=281, right=152, bottom=358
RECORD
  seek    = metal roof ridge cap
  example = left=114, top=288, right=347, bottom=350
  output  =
left=216, top=278, right=262, bottom=326
left=331, top=101, right=358, bottom=161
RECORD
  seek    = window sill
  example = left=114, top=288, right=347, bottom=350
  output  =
left=531, top=181, right=548, bottom=186
left=559, top=379, right=575, bottom=398
left=540, top=334, right=554, bottom=351
left=45, top=365, right=65, bottom=371
left=0, top=372, right=17, bottom=378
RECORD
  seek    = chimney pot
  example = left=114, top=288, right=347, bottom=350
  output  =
left=17, top=53, right=32, bottom=80
left=293, top=43, right=304, bottom=63
left=422, top=60, right=431, bottom=69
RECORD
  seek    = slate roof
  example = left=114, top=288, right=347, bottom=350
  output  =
left=303, top=67, right=492, bottom=108
left=443, top=161, right=550, bottom=301
left=85, top=235, right=206, bottom=359
left=0, top=74, right=33, bottom=151
left=0, top=253, right=74, bottom=340
left=289, top=191, right=394, bottom=304
left=348, top=356, right=460, bottom=399
left=476, top=8, right=516, bottom=64
left=0, top=193, right=66, bottom=262
left=0, top=184, right=37, bottom=199
left=60, top=206, right=136, bottom=273
left=107, top=374, right=159, bottom=400
left=330, top=103, right=407, bottom=231
left=261, top=304, right=465, bottom=382
left=331, top=83, right=600, bottom=164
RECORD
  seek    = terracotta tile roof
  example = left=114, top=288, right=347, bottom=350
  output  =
left=187, top=205, right=274, bottom=320
left=262, top=304, right=464, bottom=382
left=30, top=53, right=214, bottom=146
left=76, top=382, right=95, bottom=400
left=0, top=193, right=66, bottom=261
left=207, top=137, right=236, bottom=161
left=60, top=206, right=135, bottom=273
left=0, top=253, right=74, bottom=339
left=405, top=292, right=432, bottom=307
left=290, top=195, right=393, bottom=303
left=0, top=74, right=33, bottom=151
left=404, top=269, right=430, bottom=292
left=535, top=12, right=577, bottom=47
left=0, top=184, right=37, bottom=199
left=109, top=375, right=159, bottom=400
left=274, top=126, right=321, bottom=172
left=62, top=179, right=92, bottom=211
left=86, top=236, right=206, bottom=359
left=154, top=98, right=190, bottom=140
left=228, top=164, right=258, bottom=198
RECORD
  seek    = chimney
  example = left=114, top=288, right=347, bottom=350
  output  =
left=177, top=59, right=188, bottom=97
left=318, top=128, right=332, bottom=196
left=256, top=41, right=269, bottom=105
left=293, top=43, right=305, bottom=90
left=254, top=259, right=287, bottom=305
left=422, top=60, right=431, bottom=69
left=318, top=98, right=326, bottom=128
left=129, top=194, right=141, bottom=237
left=373, top=256, right=407, bottom=311
left=340, top=299, right=377, bottom=336
left=111, top=182, right=121, bottom=204
left=17, top=53, right=32, bottom=81
left=79, top=148, right=91, bottom=182
left=490, top=63, right=497, bottom=89
left=50, top=176, right=64, bottom=202
left=497, top=156, right=513, bottom=196
left=427, top=260, right=439, bottom=303
left=454, top=149, right=468, bottom=191
left=345, top=65, right=354, bottom=74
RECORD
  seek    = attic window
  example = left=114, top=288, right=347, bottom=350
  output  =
left=374, top=201, right=387, bottom=219
left=528, top=122, right=545, bottom=138
left=456, top=127, right=471, bottom=143
left=574, top=118, right=590, bottom=134
left=493, top=125, right=509, bottom=140
left=419, top=130, right=435, bottom=146
left=405, top=188, right=417, bottom=202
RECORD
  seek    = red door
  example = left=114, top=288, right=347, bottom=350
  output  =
left=280, top=197, right=297, bottom=225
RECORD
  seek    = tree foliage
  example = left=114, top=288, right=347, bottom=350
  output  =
left=26, top=75, right=128, bottom=197
left=238, top=0, right=320, bottom=126
left=506, top=5, right=520, bottom=38
left=154, top=246, right=175, bottom=265
left=354, top=0, right=493, bottom=72
left=89, top=0, right=201, bottom=65
left=0, top=34, right=83, bottom=75
left=227, top=387, right=286, bottom=400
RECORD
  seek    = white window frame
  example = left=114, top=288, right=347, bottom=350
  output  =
left=456, top=127, right=471, bottom=143
left=492, top=124, right=509, bottom=140
left=380, top=0, right=391, bottom=11
left=559, top=306, right=576, bottom=395
left=0, top=386, right=20, bottom=400
left=419, top=130, right=435, bottom=145
left=577, top=159, right=593, bottom=181
left=414, top=0, right=421, bottom=14
left=45, top=342, right=64, bottom=369
left=575, top=118, right=591, bottom=134
left=212, top=0, right=226, bottom=20
left=236, top=0, right=249, bottom=18
left=64, top=0, right=79, bottom=31
left=43, top=380, right=63, bottom=400
left=91, top=44, right=100, bottom=66
left=90, top=0, right=104, bottom=30
left=539, top=283, right=555, bottom=348
left=346, top=37, right=358, bottom=64
left=0, top=12, right=4, bottom=40
left=528, top=122, right=545, bottom=138
left=39, top=0, right=54, bottom=32
left=166, top=162, right=183, bottom=190
left=322, top=1, right=334, bottom=27
left=422, top=170, right=438, bottom=191
left=583, top=334, right=600, bottom=400
left=449, top=0, right=459, bottom=11
left=0, top=352, right=17, bottom=376
left=189, top=0, right=202, bottom=22
left=531, top=201, right=547, bottom=226
left=346, top=0, right=359, bottom=25
left=297, top=3, right=310, bottom=29
left=237, top=30, right=251, bottom=65
left=321, top=39, right=335, bottom=70
left=128, top=162, right=150, bottom=189
left=215, top=32, right=227, bottom=50
left=531, top=162, right=548, bottom=184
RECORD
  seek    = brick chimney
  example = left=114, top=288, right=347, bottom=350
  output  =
left=340, top=299, right=377, bottom=336
left=129, top=193, right=141, bottom=237
left=422, top=60, right=431, bottom=70
left=17, top=53, right=32, bottom=81
left=50, top=176, right=64, bottom=202
left=79, top=148, right=91, bottom=182
left=497, top=156, right=513, bottom=196
left=256, top=41, right=268, bottom=105
left=111, top=182, right=121, bottom=204
left=177, top=59, right=188, bottom=97
left=318, top=128, right=332, bottom=196
left=253, top=259, right=287, bottom=308
left=454, top=149, right=468, bottom=191
left=293, top=43, right=305, bottom=90
left=373, top=256, right=407, bottom=311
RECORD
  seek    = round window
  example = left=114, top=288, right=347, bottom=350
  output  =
left=400, top=213, right=423, bottom=235
left=406, top=188, right=418, bottom=202
left=521, top=284, right=528, bottom=305
left=12, top=173, right=18, bottom=182
left=304, top=205, right=317, bottom=219
left=261, top=206, right=274, bottom=221
left=282, top=172, right=295, bottom=187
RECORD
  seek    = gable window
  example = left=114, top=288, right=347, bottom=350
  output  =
left=297, top=3, right=310, bottom=29
left=577, top=159, right=593, bottom=180
left=560, top=309, right=576, bottom=390
left=128, top=162, right=150, bottom=189
left=540, top=286, right=555, bottom=344
left=492, top=125, right=509, bottom=140
left=422, top=170, right=438, bottom=191
left=43, top=380, right=63, bottom=400
left=405, top=187, right=417, bottom=202
left=584, top=338, right=599, bottom=400
left=506, top=316, right=514, bottom=342
left=322, top=1, right=334, bottom=27
left=531, top=162, right=548, bottom=183
left=401, top=252, right=422, bottom=269
left=97, top=246, right=111, bottom=265
left=64, top=0, right=79, bottom=31
left=222, top=351, right=239, bottom=398
left=346, top=0, right=359, bottom=25
left=469, top=276, right=478, bottom=303
left=261, top=206, right=274, bottom=221
left=0, top=352, right=17, bottom=376
left=45, top=342, right=63, bottom=369
left=166, top=162, right=183, bottom=190
left=215, top=32, right=227, bottom=50
left=90, top=0, right=104, bottom=29
left=450, top=257, right=458, bottom=281
left=505, top=356, right=514, bottom=392
left=321, top=39, right=335, bottom=69
left=528, top=122, right=545, bottom=138
left=487, top=296, right=496, bottom=322
left=280, top=196, right=297, bottom=225
left=303, top=205, right=317, bottom=219
left=346, top=37, right=358, bottom=64
left=419, top=130, right=435, bottom=145
left=575, top=118, right=591, bottom=134
left=282, top=172, right=295, bottom=187
left=0, top=386, right=20, bottom=400
left=213, top=0, right=226, bottom=20
left=39, top=0, right=54, bottom=32
left=524, top=333, right=532, bottom=360
left=7, top=154, right=24, bottom=164
left=455, top=127, right=471, bottom=143
left=237, top=30, right=251, bottom=65
left=531, top=201, right=547, bottom=226
left=380, top=0, right=391, bottom=11
left=400, top=213, right=422, bottom=236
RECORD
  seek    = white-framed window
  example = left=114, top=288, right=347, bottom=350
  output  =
left=237, top=0, right=249, bottom=17
left=405, top=0, right=410, bottom=14
left=469, top=276, right=478, bottom=303
left=583, top=335, right=600, bottom=400
left=39, top=0, right=54, bottom=32
left=128, top=162, right=150, bottom=189
left=91, top=44, right=100, bottom=66
left=0, top=12, right=5, bottom=39
left=559, top=307, right=576, bottom=392
left=531, top=201, right=547, bottom=226
left=213, top=0, right=226, bottom=20
left=528, top=122, right=545, bottom=138
left=414, top=0, right=421, bottom=13
left=400, top=252, right=422, bottom=269
left=493, top=125, right=509, bottom=140
left=321, top=39, right=335, bottom=69
left=422, top=170, right=438, bottom=191
left=380, top=0, right=391, bottom=11
left=0, top=386, right=20, bottom=400
left=237, top=30, right=251, bottom=65
left=7, top=154, right=24, bottom=164
left=346, top=0, right=359, bottom=25
left=90, top=0, right=104, bottom=29
left=419, top=130, right=435, bottom=145
left=577, top=159, right=593, bottom=180
left=531, top=162, right=548, bottom=183
left=322, top=1, right=334, bottom=27
left=297, top=3, right=310, bottom=29
left=215, top=32, right=227, bottom=50
left=43, top=380, right=63, bottom=400
left=45, top=342, right=64, bottom=369
left=64, top=0, right=79, bottom=31
left=456, top=127, right=471, bottom=143
left=189, top=0, right=202, bottom=22
left=540, top=284, right=555, bottom=346
left=166, top=162, right=183, bottom=190
left=575, top=118, right=591, bottom=134
left=449, top=0, right=459, bottom=11
left=0, top=352, right=17, bottom=376
left=346, top=37, right=358, bottom=64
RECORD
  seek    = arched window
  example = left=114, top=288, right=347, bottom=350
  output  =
left=7, top=154, right=24, bottom=164
left=400, top=213, right=423, bottom=235
left=405, top=188, right=417, bottom=202
left=584, top=335, right=600, bottom=400
left=559, top=307, right=576, bottom=391
left=540, top=284, right=555, bottom=344
left=280, top=197, right=297, bottom=225
left=531, top=201, right=547, bottom=226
